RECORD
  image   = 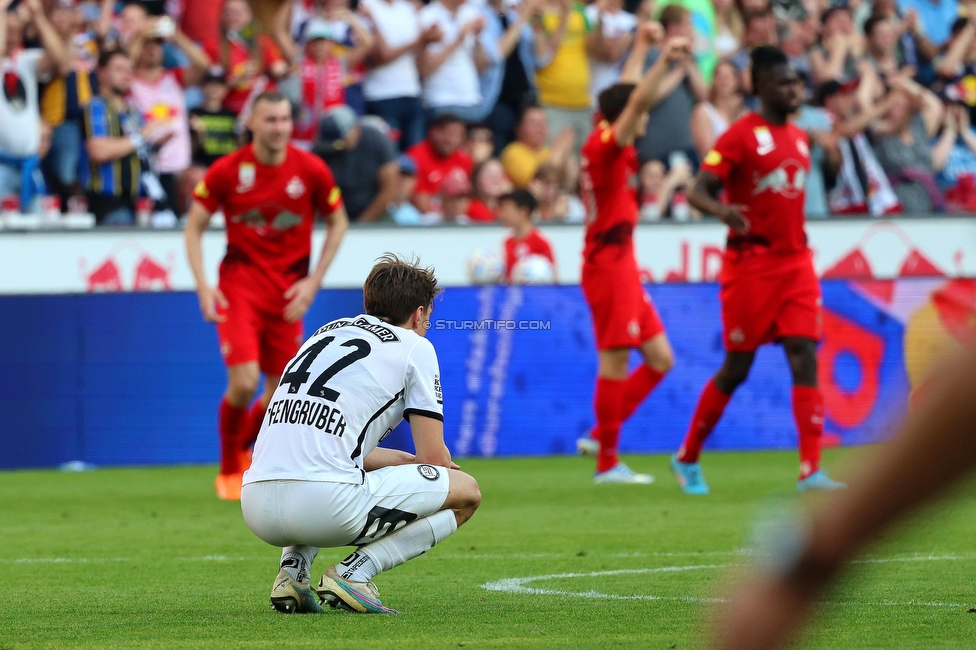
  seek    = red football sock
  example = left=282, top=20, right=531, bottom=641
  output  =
left=676, top=380, right=731, bottom=463
left=218, top=397, right=247, bottom=475
left=621, top=365, right=665, bottom=421
left=793, top=386, right=824, bottom=480
left=241, top=400, right=268, bottom=450
left=594, top=377, right=626, bottom=473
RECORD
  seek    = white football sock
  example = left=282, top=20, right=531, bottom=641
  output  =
left=348, top=510, right=458, bottom=582
left=280, top=545, right=319, bottom=583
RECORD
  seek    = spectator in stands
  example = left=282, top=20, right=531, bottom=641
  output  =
left=129, top=17, right=211, bottom=216
left=730, top=7, right=777, bottom=92
left=108, top=2, right=149, bottom=52
left=872, top=76, right=945, bottom=212
left=388, top=153, right=425, bottom=224
left=713, top=0, right=744, bottom=58
left=500, top=105, right=574, bottom=187
left=635, top=5, right=707, bottom=167
left=637, top=158, right=692, bottom=221
left=868, top=0, right=937, bottom=69
left=479, top=0, right=539, bottom=153
left=312, top=105, right=399, bottom=222
left=361, top=0, right=440, bottom=151
left=528, top=162, right=584, bottom=221
left=291, top=0, right=374, bottom=115
left=780, top=17, right=817, bottom=95
left=466, top=123, right=496, bottom=163
left=810, top=5, right=861, bottom=86
left=190, top=67, right=238, bottom=167
left=498, top=188, right=556, bottom=281
left=864, top=13, right=916, bottom=80
left=818, top=78, right=900, bottom=215
left=534, top=0, right=592, bottom=143
left=436, top=166, right=473, bottom=222
left=793, top=94, right=840, bottom=218
left=932, top=102, right=976, bottom=210
left=418, top=0, right=487, bottom=123
left=180, top=0, right=222, bottom=46
left=896, top=0, right=959, bottom=48
left=467, top=157, right=512, bottom=221
left=41, top=1, right=99, bottom=209
left=204, top=0, right=288, bottom=115
left=287, top=22, right=348, bottom=145
left=585, top=0, right=636, bottom=104
left=0, top=0, right=68, bottom=213
left=690, top=59, right=745, bottom=161
left=936, top=18, right=976, bottom=125
left=406, top=113, right=473, bottom=213
left=83, top=50, right=172, bottom=225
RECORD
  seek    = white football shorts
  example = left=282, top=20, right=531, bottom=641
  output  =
left=241, top=464, right=451, bottom=548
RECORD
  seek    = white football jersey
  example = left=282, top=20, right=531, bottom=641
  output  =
left=243, top=314, right=443, bottom=486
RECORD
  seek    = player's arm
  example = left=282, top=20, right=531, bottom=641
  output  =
left=283, top=204, right=349, bottom=322
left=363, top=447, right=417, bottom=471
left=184, top=199, right=227, bottom=323
left=710, top=343, right=976, bottom=650
left=409, top=414, right=453, bottom=468
left=687, top=169, right=748, bottom=233
left=613, top=33, right=690, bottom=147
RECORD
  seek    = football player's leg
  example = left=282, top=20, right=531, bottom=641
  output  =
left=676, top=351, right=753, bottom=464
left=218, top=362, right=260, bottom=495
left=243, top=317, right=304, bottom=452
left=335, top=467, right=477, bottom=585
left=782, top=336, right=835, bottom=486
left=622, top=329, right=674, bottom=422
left=593, top=348, right=628, bottom=472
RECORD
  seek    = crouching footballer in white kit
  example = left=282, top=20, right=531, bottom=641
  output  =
left=241, top=255, right=481, bottom=614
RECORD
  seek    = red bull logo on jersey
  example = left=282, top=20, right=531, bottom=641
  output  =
left=753, top=160, right=807, bottom=199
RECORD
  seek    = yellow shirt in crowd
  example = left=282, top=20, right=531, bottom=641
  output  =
left=535, top=5, right=591, bottom=110
left=500, top=142, right=552, bottom=188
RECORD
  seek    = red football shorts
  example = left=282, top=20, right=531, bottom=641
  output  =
left=215, top=283, right=303, bottom=376
left=719, top=250, right=822, bottom=352
left=582, top=264, right=665, bottom=350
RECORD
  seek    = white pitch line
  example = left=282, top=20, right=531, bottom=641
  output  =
left=482, top=555, right=975, bottom=608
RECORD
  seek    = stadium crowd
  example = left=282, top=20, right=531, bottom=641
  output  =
left=2, top=0, right=976, bottom=225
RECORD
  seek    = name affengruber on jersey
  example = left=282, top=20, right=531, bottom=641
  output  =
left=266, top=397, right=347, bottom=438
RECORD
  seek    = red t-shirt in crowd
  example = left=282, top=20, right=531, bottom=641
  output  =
left=406, top=140, right=474, bottom=198
left=203, top=35, right=285, bottom=115
left=504, top=229, right=555, bottom=281
left=193, top=144, right=343, bottom=309
left=467, top=199, right=496, bottom=222
left=700, top=112, right=811, bottom=256
left=580, top=121, right=640, bottom=270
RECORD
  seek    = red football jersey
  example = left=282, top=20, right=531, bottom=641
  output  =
left=407, top=140, right=474, bottom=197
left=193, top=144, right=343, bottom=307
left=504, top=229, right=555, bottom=281
left=580, top=122, right=640, bottom=269
left=700, top=112, right=811, bottom=255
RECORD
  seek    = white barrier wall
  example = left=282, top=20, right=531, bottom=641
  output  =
left=0, top=217, right=974, bottom=293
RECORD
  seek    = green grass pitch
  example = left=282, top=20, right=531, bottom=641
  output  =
left=2, top=450, right=975, bottom=649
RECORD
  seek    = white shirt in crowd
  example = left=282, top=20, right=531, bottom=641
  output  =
left=244, top=314, right=444, bottom=486
left=583, top=6, right=636, bottom=105
left=361, top=0, right=423, bottom=102
left=0, top=49, right=49, bottom=158
left=418, top=0, right=482, bottom=109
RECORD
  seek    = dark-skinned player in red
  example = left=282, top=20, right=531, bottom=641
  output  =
left=575, top=24, right=689, bottom=483
left=184, top=91, right=349, bottom=500
left=670, top=46, right=845, bottom=495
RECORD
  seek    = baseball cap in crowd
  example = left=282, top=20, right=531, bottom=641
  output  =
left=815, top=78, right=859, bottom=106
left=304, top=20, right=339, bottom=43
left=316, top=105, right=358, bottom=154
left=440, top=169, right=472, bottom=198
left=397, top=155, right=417, bottom=176
left=202, top=66, right=227, bottom=85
